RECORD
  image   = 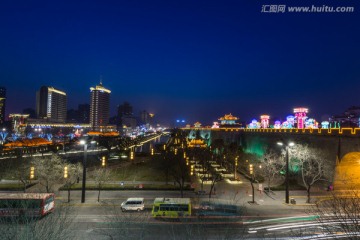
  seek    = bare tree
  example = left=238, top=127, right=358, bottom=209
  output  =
left=0, top=158, right=14, bottom=181
left=260, top=149, right=285, bottom=193
left=93, top=167, right=111, bottom=202
left=170, top=153, right=190, bottom=198
left=208, top=171, right=222, bottom=199
left=32, top=154, right=66, bottom=193
left=156, top=151, right=172, bottom=185
left=13, top=157, right=32, bottom=193
left=292, top=144, right=331, bottom=203
left=63, top=162, right=83, bottom=203
left=193, top=148, right=212, bottom=191
left=0, top=204, right=76, bottom=240
left=308, top=189, right=360, bottom=239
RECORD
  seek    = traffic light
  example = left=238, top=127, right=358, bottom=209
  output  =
left=183, top=152, right=186, bottom=159
left=151, top=148, right=154, bottom=155
left=235, top=157, right=238, bottom=166
left=249, top=164, right=253, bottom=175
left=102, top=156, right=106, bottom=167
left=190, top=165, right=194, bottom=176
left=174, top=148, right=178, bottom=155
left=130, top=151, right=134, bottom=160
left=30, top=166, right=35, bottom=179
left=64, top=166, right=68, bottom=178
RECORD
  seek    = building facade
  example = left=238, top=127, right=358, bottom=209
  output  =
left=77, top=103, right=90, bottom=123
left=0, top=87, right=6, bottom=125
left=90, top=82, right=111, bottom=131
left=118, top=102, right=133, bottom=117
left=330, top=106, right=360, bottom=128
left=36, top=86, right=67, bottom=122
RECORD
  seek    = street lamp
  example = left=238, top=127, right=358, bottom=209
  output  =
left=277, top=141, right=294, bottom=204
left=249, top=164, right=255, bottom=203
left=80, top=140, right=96, bottom=203
left=80, top=140, right=87, bottom=203
left=234, top=157, right=238, bottom=180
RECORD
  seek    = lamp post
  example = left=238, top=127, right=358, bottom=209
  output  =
left=249, top=164, right=255, bottom=203
left=277, top=141, right=294, bottom=204
left=80, top=140, right=87, bottom=203
left=79, top=140, right=96, bottom=203
left=234, top=157, right=238, bottom=180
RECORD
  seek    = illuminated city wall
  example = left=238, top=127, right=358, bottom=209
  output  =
left=334, top=152, right=360, bottom=190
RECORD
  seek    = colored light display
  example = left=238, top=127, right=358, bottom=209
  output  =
left=211, top=122, right=220, bottom=128
left=294, top=108, right=308, bottom=129
left=0, top=132, right=8, bottom=142
left=274, top=120, right=281, bottom=129
left=248, top=119, right=260, bottom=129
left=305, top=118, right=318, bottom=129
left=321, top=121, right=329, bottom=129
left=260, top=115, right=270, bottom=128
left=286, top=115, right=295, bottom=128
left=281, top=121, right=291, bottom=129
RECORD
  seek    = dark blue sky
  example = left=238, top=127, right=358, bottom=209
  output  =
left=0, top=0, right=359, bottom=125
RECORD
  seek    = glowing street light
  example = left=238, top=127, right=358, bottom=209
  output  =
left=64, top=166, right=68, bottom=178
left=30, top=166, right=35, bottom=179
left=234, top=157, right=239, bottom=180
left=101, top=156, right=106, bottom=167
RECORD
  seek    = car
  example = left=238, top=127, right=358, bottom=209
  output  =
left=195, top=190, right=207, bottom=195
left=197, top=202, right=241, bottom=217
left=121, top=198, right=145, bottom=211
left=199, top=201, right=215, bottom=210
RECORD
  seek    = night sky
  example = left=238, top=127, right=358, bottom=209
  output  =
left=0, top=0, right=359, bottom=125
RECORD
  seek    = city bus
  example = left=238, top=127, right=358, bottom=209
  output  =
left=151, top=197, right=191, bottom=218
left=0, top=193, right=55, bottom=218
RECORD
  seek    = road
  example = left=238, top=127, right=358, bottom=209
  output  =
left=51, top=185, right=326, bottom=239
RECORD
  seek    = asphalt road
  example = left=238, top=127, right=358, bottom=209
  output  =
left=51, top=188, right=321, bottom=239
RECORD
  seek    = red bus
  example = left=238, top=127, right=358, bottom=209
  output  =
left=0, top=193, right=55, bottom=217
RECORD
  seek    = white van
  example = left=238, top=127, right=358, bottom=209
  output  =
left=121, top=198, right=145, bottom=211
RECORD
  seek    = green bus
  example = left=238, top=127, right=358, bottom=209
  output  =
left=151, top=198, right=191, bottom=217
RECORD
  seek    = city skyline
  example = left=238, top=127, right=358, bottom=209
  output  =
left=1, top=1, right=359, bottom=124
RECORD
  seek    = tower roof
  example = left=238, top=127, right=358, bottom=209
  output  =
left=219, top=113, right=238, bottom=121
left=90, top=83, right=111, bottom=93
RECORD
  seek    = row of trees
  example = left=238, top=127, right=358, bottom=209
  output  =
left=0, top=153, right=112, bottom=203
left=250, top=144, right=333, bottom=203
left=209, top=136, right=334, bottom=203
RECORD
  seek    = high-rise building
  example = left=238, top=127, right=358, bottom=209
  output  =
left=140, top=110, right=154, bottom=125
left=90, top=82, right=111, bottom=131
left=77, top=104, right=90, bottom=123
left=0, top=87, right=6, bottom=125
left=36, top=86, right=67, bottom=122
left=118, top=102, right=133, bottom=117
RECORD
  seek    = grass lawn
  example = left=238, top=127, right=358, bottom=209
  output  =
left=90, top=157, right=169, bottom=182
left=0, top=182, right=37, bottom=191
